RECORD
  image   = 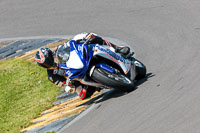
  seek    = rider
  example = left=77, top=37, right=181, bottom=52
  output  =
left=35, top=32, right=133, bottom=100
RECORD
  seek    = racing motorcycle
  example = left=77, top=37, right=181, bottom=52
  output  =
left=57, top=39, right=146, bottom=92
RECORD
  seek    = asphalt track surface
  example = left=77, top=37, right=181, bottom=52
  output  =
left=1, top=0, right=200, bottom=133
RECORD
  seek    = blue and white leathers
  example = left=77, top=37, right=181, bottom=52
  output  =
left=58, top=40, right=136, bottom=87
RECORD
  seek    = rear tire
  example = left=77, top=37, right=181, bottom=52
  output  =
left=91, top=68, right=135, bottom=92
left=134, top=59, right=146, bottom=80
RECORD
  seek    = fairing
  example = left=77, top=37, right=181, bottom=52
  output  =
left=58, top=40, right=134, bottom=80
left=93, top=45, right=131, bottom=74
left=58, top=40, right=93, bottom=79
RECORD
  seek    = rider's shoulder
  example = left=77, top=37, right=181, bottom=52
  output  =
left=73, top=32, right=100, bottom=41
left=73, top=32, right=89, bottom=41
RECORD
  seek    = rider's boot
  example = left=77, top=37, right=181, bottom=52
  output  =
left=76, top=85, right=97, bottom=100
left=106, top=41, right=134, bottom=59
left=115, top=46, right=134, bottom=59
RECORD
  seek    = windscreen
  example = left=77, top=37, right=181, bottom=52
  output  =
left=56, top=43, right=70, bottom=63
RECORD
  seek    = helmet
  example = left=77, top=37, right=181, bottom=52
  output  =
left=56, top=43, right=70, bottom=63
left=35, top=47, right=55, bottom=68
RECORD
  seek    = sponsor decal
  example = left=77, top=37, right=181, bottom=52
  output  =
left=65, top=70, right=73, bottom=77
left=96, top=45, right=125, bottom=64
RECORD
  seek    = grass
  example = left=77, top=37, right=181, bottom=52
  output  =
left=0, top=59, right=61, bottom=133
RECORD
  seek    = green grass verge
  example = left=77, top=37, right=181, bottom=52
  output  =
left=0, top=59, right=61, bottom=133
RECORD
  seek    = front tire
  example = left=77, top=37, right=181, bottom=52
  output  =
left=134, top=59, right=146, bottom=80
left=91, top=68, right=135, bottom=92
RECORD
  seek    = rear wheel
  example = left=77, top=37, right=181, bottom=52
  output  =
left=134, top=59, right=146, bottom=80
left=91, top=68, right=135, bottom=92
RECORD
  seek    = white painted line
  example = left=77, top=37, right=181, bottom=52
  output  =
left=57, top=103, right=101, bottom=133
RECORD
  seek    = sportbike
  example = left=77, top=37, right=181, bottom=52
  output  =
left=58, top=40, right=146, bottom=92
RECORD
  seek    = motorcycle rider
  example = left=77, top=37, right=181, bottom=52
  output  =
left=35, top=32, right=134, bottom=100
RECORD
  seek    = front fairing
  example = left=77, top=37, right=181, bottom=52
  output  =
left=58, top=40, right=94, bottom=79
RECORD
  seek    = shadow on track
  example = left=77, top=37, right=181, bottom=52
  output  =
left=78, top=73, right=154, bottom=106
left=135, top=73, right=155, bottom=86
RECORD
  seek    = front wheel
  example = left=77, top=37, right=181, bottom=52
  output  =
left=91, top=68, right=135, bottom=92
left=134, top=59, right=146, bottom=80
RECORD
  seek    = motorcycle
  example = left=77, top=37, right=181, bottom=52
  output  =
left=57, top=39, right=146, bottom=92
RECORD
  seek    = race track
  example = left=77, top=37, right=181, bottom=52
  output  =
left=1, top=0, right=200, bottom=133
